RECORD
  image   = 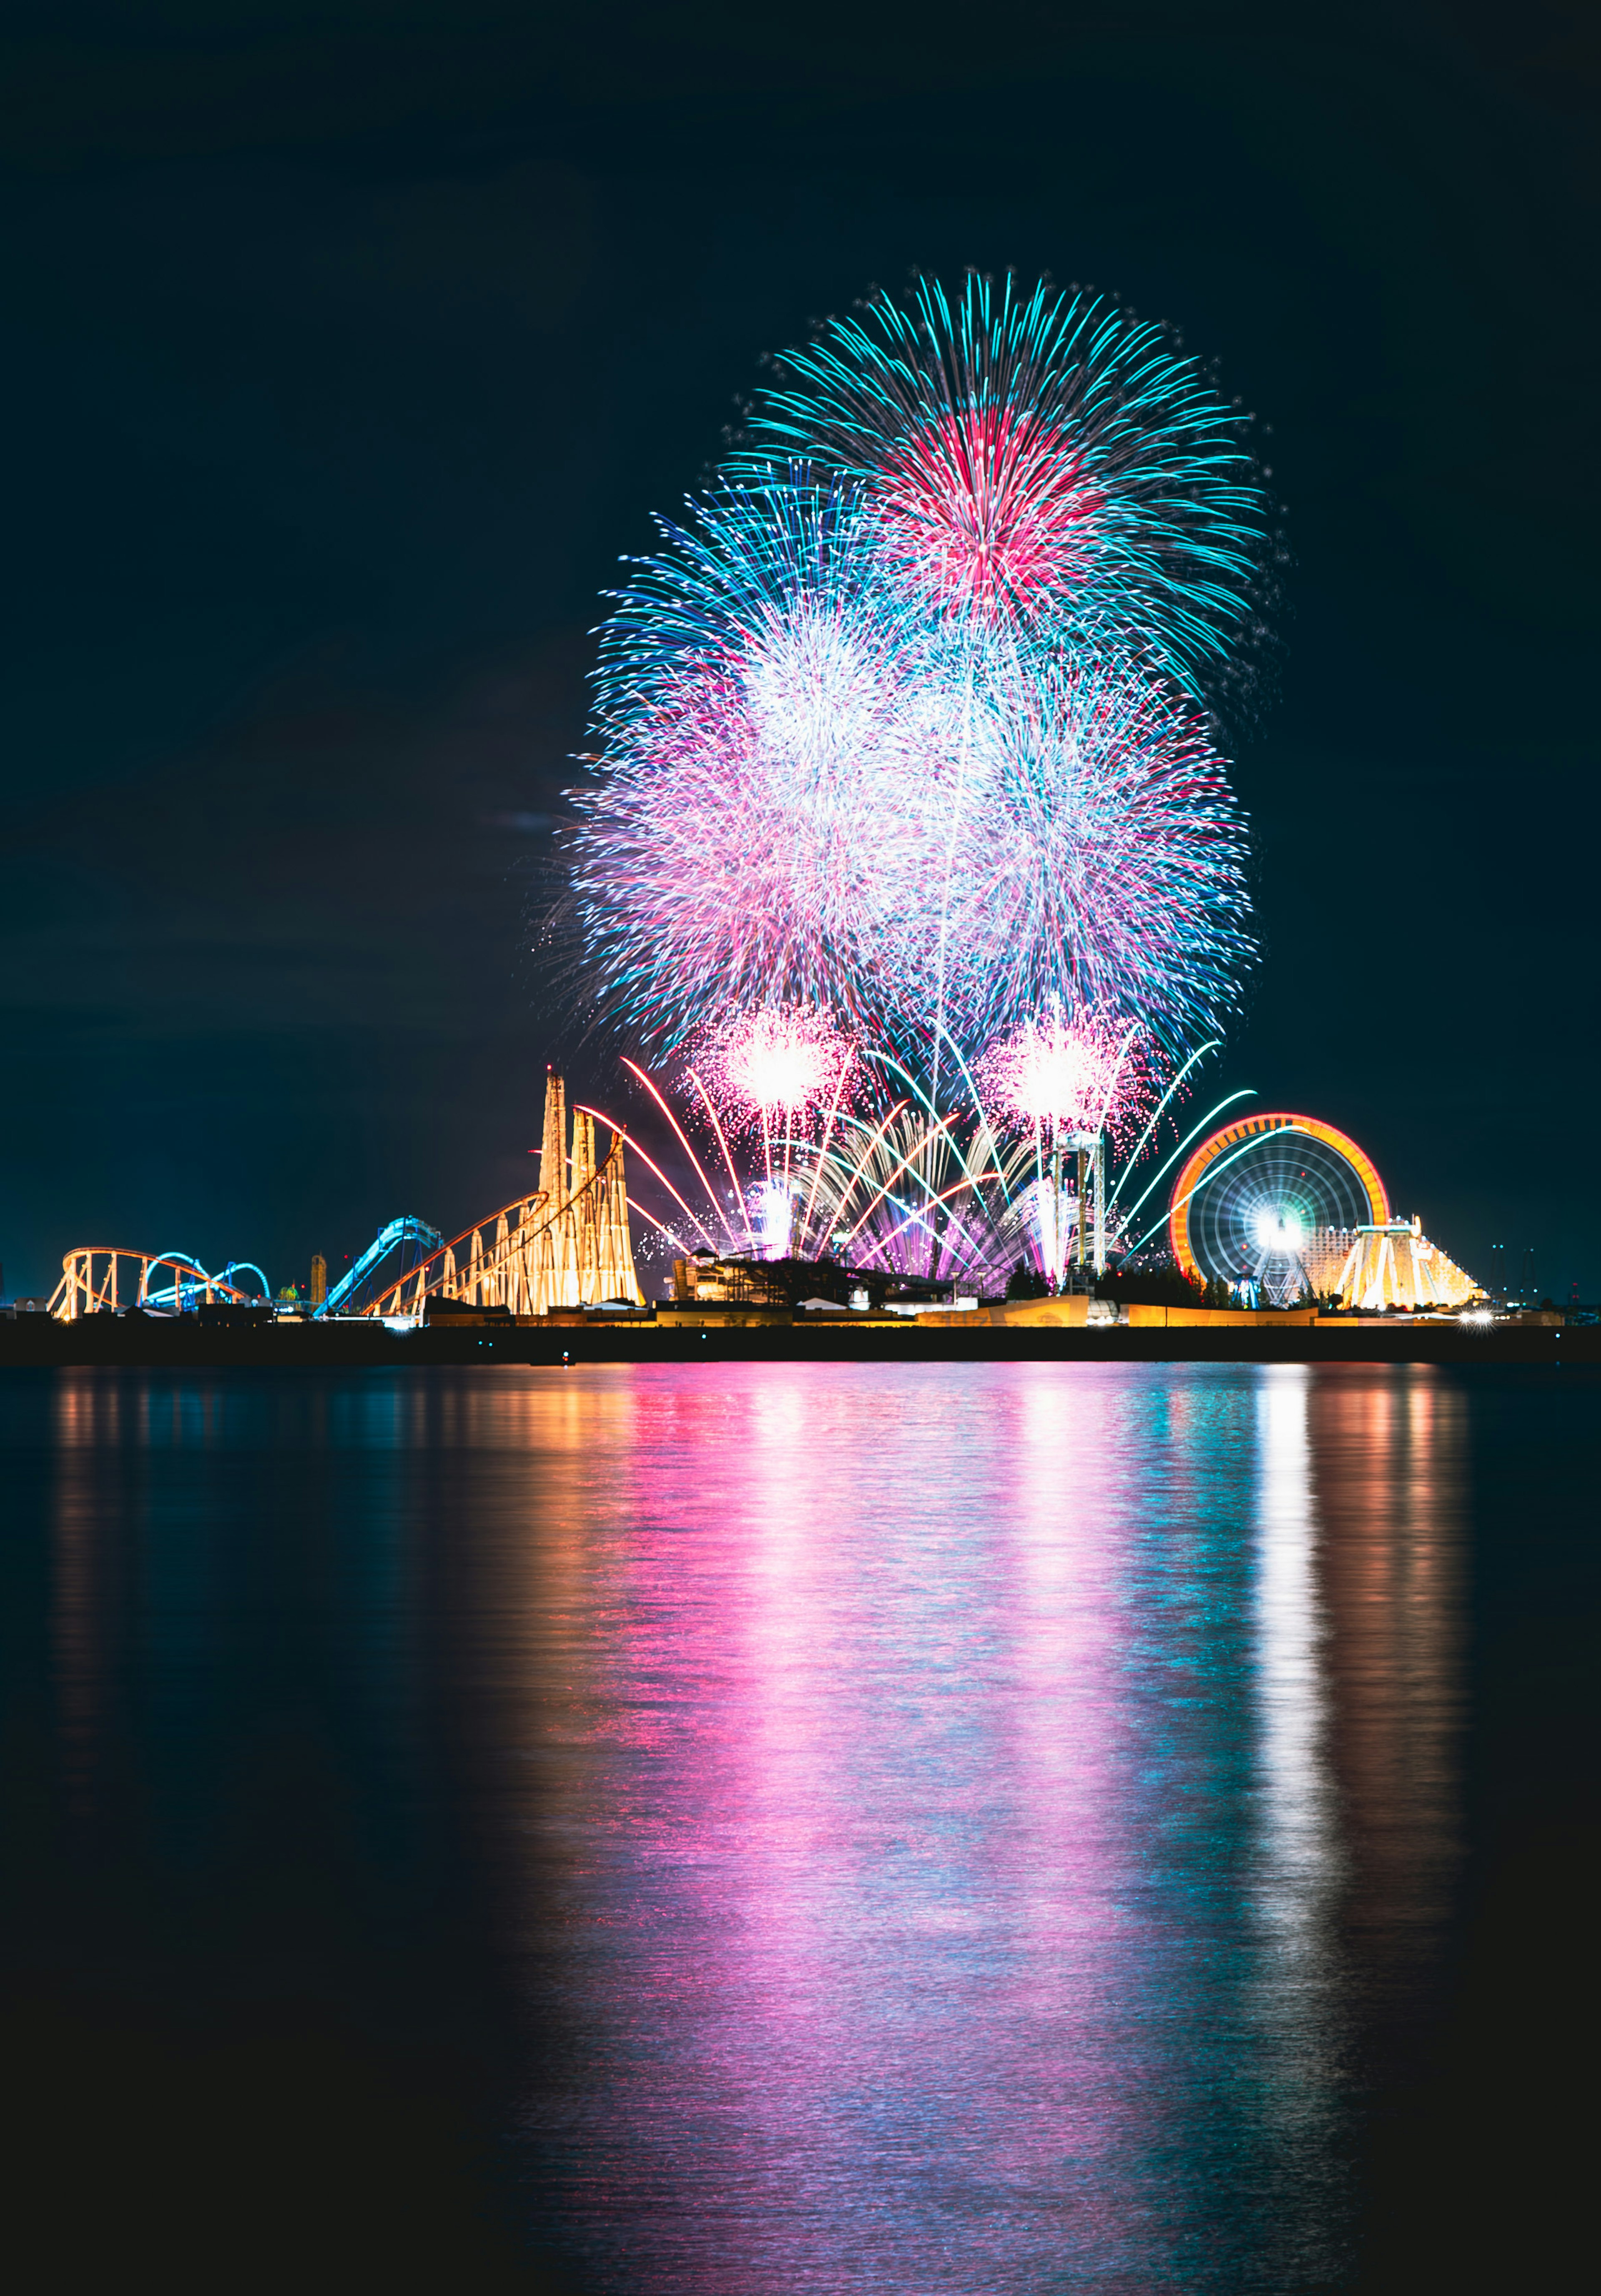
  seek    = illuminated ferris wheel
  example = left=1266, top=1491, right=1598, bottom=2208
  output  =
left=1169, top=1114, right=1389, bottom=1307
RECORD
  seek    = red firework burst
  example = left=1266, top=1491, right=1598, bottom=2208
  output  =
left=872, top=402, right=1106, bottom=623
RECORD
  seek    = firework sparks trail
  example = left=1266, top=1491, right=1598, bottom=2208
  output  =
left=615, top=1033, right=1230, bottom=1291
left=683, top=1067, right=758, bottom=1252
left=746, top=272, right=1268, bottom=687
left=620, top=1057, right=745, bottom=1251
left=838, top=1109, right=964, bottom=1246
left=700, top=1006, right=852, bottom=1128
left=808, top=1105, right=1036, bottom=1282
left=696, top=1003, right=855, bottom=1198
left=798, top=1045, right=857, bottom=1249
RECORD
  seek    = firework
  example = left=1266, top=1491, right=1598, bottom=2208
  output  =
left=567, top=475, right=959, bottom=1049
left=917, top=647, right=1255, bottom=1069
left=572, top=563, right=1250, bottom=1075
left=688, top=1002, right=857, bottom=1223
left=566, top=289, right=1263, bottom=1122
left=766, top=1094, right=1023, bottom=1282
left=745, top=273, right=1267, bottom=686
left=695, top=1005, right=853, bottom=1132
left=977, top=1007, right=1142, bottom=1139
left=621, top=1054, right=1133, bottom=1291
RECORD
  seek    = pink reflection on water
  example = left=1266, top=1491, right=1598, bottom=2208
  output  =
left=310, top=1359, right=1468, bottom=2292
left=28, top=1361, right=1472, bottom=2293
left=537, top=1365, right=1212, bottom=2292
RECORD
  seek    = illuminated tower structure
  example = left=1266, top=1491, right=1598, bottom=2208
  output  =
left=366, top=1068, right=643, bottom=1319
left=1323, top=1218, right=1480, bottom=1314
left=504, top=1072, right=641, bottom=1311
left=1034, top=1128, right=1108, bottom=1288
left=1079, top=1130, right=1108, bottom=1277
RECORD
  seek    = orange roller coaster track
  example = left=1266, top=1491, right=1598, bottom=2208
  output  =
left=1168, top=1113, right=1389, bottom=1285
left=49, top=1250, right=261, bottom=1320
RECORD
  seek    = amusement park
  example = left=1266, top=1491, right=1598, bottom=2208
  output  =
left=4, top=277, right=1568, bottom=1359
left=22, top=1049, right=1512, bottom=1358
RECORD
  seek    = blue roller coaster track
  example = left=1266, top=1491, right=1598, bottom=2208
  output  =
left=318, top=1216, right=444, bottom=1318
left=133, top=1219, right=443, bottom=1317
left=141, top=1257, right=274, bottom=1311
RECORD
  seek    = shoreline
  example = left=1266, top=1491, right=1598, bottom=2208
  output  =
left=2, top=1314, right=1591, bottom=1370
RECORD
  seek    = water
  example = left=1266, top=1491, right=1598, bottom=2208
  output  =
left=3, top=1363, right=1594, bottom=2290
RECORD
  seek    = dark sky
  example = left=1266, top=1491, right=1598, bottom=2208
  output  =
left=1, top=1, right=1595, bottom=1300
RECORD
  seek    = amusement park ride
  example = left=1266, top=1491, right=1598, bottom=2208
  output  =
left=48, top=1073, right=643, bottom=1324
left=361, top=1072, right=641, bottom=1320
left=1167, top=1113, right=1480, bottom=1311
left=44, top=1078, right=1479, bottom=1324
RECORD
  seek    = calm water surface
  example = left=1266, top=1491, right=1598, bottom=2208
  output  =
left=3, top=1363, right=1594, bottom=2291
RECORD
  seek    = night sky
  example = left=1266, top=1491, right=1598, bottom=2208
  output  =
left=2, top=2, right=1595, bottom=1301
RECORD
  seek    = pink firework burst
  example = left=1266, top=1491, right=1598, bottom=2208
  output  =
left=979, top=1010, right=1144, bottom=1138
left=697, top=1006, right=854, bottom=1133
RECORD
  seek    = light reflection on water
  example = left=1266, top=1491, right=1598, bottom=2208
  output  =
left=40, top=1362, right=1468, bottom=2292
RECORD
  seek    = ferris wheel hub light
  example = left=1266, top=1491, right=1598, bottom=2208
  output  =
left=1251, top=1205, right=1304, bottom=1252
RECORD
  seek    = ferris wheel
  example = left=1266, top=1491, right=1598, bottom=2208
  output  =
left=1169, top=1114, right=1389, bottom=1307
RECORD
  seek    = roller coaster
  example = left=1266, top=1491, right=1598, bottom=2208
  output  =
left=49, top=1248, right=271, bottom=1319
left=322, top=1216, right=444, bottom=1316
left=47, top=1073, right=643, bottom=1323
left=45, top=1228, right=442, bottom=1321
